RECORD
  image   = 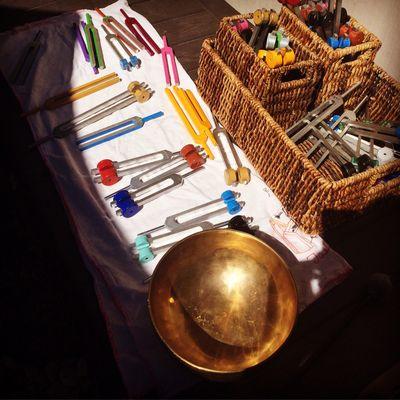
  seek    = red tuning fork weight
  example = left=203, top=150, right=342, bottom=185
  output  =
left=339, top=25, right=364, bottom=45
left=279, top=0, right=305, bottom=21
left=97, top=159, right=121, bottom=186
left=180, top=144, right=205, bottom=169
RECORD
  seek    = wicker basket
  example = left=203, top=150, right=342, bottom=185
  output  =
left=363, top=64, right=400, bottom=121
left=196, top=39, right=400, bottom=234
left=278, top=6, right=382, bottom=109
left=214, top=13, right=322, bottom=129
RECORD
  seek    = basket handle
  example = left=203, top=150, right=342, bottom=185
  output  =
left=276, top=63, right=315, bottom=90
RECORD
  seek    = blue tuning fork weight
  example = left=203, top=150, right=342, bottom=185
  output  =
left=111, top=171, right=201, bottom=218
left=113, top=190, right=140, bottom=218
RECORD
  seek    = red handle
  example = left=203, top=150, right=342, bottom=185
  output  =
left=120, top=8, right=161, bottom=54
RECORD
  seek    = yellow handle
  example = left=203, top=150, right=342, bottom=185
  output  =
left=22, top=73, right=121, bottom=116
left=171, top=87, right=215, bottom=159
left=46, top=74, right=121, bottom=109
left=185, top=89, right=217, bottom=146
left=165, top=88, right=197, bottom=138
left=186, top=89, right=211, bottom=128
left=165, top=88, right=214, bottom=159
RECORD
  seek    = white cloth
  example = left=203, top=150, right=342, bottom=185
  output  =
left=0, top=1, right=352, bottom=396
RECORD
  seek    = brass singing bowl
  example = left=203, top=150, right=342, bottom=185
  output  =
left=148, top=229, right=298, bottom=375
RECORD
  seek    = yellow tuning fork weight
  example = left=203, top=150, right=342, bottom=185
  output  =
left=282, top=47, right=295, bottom=65
left=265, top=49, right=283, bottom=69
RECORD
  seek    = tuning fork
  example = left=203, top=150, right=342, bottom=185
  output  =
left=23, top=72, right=121, bottom=116
left=305, top=96, right=369, bottom=165
left=165, top=87, right=216, bottom=159
left=101, top=25, right=140, bottom=71
left=110, top=167, right=203, bottom=218
left=76, top=111, right=163, bottom=152
left=104, top=144, right=206, bottom=200
left=120, top=8, right=161, bottom=56
left=92, top=149, right=182, bottom=186
left=11, top=31, right=42, bottom=85
left=287, top=82, right=361, bottom=143
left=212, top=115, right=251, bottom=186
left=84, top=13, right=105, bottom=69
left=95, top=8, right=143, bottom=53
left=74, top=22, right=98, bottom=74
left=133, top=191, right=245, bottom=263
left=161, top=35, right=180, bottom=86
left=52, top=81, right=152, bottom=139
left=139, top=215, right=254, bottom=283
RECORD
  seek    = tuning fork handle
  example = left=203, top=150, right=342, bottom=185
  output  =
left=120, top=9, right=158, bottom=55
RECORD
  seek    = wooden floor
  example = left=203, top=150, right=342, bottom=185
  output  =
left=0, top=0, right=399, bottom=398
left=0, top=0, right=236, bottom=79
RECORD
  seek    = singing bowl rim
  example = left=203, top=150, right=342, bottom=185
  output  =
left=148, top=229, right=298, bottom=374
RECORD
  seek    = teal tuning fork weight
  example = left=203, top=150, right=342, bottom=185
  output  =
left=138, top=215, right=253, bottom=284
left=133, top=191, right=245, bottom=264
left=84, top=13, right=105, bottom=69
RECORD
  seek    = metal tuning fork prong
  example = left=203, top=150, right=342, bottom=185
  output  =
left=120, top=8, right=161, bottom=56
left=50, top=81, right=152, bottom=140
left=287, top=82, right=361, bottom=143
left=161, top=34, right=180, bottom=86
left=91, top=149, right=178, bottom=186
left=312, top=96, right=370, bottom=166
left=101, top=25, right=140, bottom=71
left=104, top=144, right=206, bottom=199
left=11, top=30, right=42, bottom=85
left=111, top=167, right=203, bottom=218
left=212, top=115, right=251, bottom=186
left=76, top=111, right=163, bottom=152
left=133, top=192, right=246, bottom=267
left=138, top=215, right=254, bottom=283
left=95, top=8, right=143, bottom=53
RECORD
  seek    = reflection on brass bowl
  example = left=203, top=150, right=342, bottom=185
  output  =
left=148, top=229, right=298, bottom=375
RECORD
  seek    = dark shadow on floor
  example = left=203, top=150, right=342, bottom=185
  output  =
left=0, top=4, right=125, bottom=398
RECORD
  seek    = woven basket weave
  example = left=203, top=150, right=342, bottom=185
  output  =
left=197, top=39, right=400, bottom=234
left=363, top=64, right=400, bottom=121
left=214, top=13, right=322, bottom=129
left=278, top=6, right=382, bottom=109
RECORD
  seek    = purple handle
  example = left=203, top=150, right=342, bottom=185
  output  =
left=74, top=22, right=89, bottom=62
left=80, top=21, right=99, bottom=74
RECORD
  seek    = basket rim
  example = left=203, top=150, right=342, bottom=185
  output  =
left=220, top=13, right=321, bottom=64
left=202, top=38, right=400, bottom=190
left=372, top=64, right=400, bottom=91
left=278, top=6, right=382, bottom=61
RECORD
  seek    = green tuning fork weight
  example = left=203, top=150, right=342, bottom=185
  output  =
left=84, top=13, right=105, bottom=69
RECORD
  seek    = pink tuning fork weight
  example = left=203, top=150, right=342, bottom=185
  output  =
left=161, top=35, right=180, bottom=86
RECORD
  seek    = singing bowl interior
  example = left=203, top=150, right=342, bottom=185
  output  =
left=148, top=229, right=297, bottom=374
